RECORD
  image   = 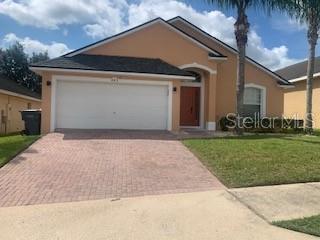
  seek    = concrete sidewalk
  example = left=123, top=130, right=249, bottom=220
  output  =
left=230, top=182, right=320, bottom=222
left=0, top=190, right=316, bottom=240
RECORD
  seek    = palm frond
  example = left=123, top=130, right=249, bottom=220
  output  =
left=206, top=0, right=320, bottom=21
left=206, top=0, right=284, bottom=11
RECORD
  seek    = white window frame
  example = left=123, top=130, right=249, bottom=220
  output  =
left=244, top=83, right=266, bottom=117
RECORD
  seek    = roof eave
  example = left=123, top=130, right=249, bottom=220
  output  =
left=30, top=66, right=196, bottom=81
left=168, top=16, right=291, bottom=86
left=288, top=72, right=320, bottom=83
left=278, top=84, right=295, bottom=89
left=65, top=17, right=224, bottom=58
left=208, top=56, right=228, bottom=61
left=0, top=88, right=41, bottom=101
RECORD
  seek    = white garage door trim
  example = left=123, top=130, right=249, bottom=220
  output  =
left=50, top=75, right=173, bottom=131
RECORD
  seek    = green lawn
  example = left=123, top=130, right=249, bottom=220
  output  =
left=183, top=134, right=320, bottom=188
left=0, top=135, right=39, bottom=168
left=274, top=215, right=320, bottom=237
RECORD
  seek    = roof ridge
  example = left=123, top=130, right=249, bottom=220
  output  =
left=167, top=16, right=238, bottom=54
left=63, top=17, right=165, bottom=57
left=167, top=16, right=291, bottom=86
left=31, top=56, right=62, bottom=66
left=77, top=54, right=161, bottom=61
left=275, top=57, right=320, bottom=72
left=30, top=53, right=194, bottom=78
left=64, top=17, right=224, bottom=57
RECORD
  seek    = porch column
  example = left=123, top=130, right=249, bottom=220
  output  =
left=41, top=72, right=52, bottom=134
left=172, top=79, right=181, bottom=132
left=207, top=73, right=217, bottom=130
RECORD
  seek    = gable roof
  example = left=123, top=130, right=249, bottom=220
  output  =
left=65, top=17, right=226, bottom=58
left=0, top=74, right=41, bottom=100
left=168, top=16, right=292, bottom=87
left=31, top=54, right=194, bottom=79
left=40, top=16, right=291, bottom=86
left=275, top=57, right=320, bottom=82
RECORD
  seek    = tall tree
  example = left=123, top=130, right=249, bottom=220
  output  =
left=0, top=48, right=4, bottom=68
left=0, top=42, right=49, bottom=93
left=206, top=0, right=269, bottom=134
left=27, top=52, right=49, bottom=92
left=29, top=51, right=49, bottom=64
left=299, top=0, right=320, bottom=134
left=270, top=0, right=320, bottom=134
left=0, top=42, right=29, bottom=86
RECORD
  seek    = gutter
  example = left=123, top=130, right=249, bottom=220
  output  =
left=0, top=89, right=41, bottom=102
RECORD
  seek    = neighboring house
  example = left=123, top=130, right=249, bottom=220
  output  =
left=31, top=16, right=292, bottom=134
left=0, top=74, right=41, bottom=134
left=276, top=57, right=320, bottom=128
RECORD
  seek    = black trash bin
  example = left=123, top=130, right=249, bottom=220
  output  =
left=21, top=109, right=41, bottom=135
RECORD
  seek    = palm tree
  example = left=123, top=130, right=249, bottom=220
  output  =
left=270, top=0, right=320, bottom=134
left=298, top=1, right=320, bottom=134
left=207, top=1, right=320, bottom=135
left=206, top=0, right=271, bottom=135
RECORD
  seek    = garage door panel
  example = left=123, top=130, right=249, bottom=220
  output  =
left=55, top=80, right=169, bottom=130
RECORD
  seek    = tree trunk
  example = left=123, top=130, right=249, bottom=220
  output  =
left=234, top=7, right=249, bottom=135
left=305, top=10, right=319, bottom=135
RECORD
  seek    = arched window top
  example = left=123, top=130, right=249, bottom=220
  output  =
left=179, top=63, right=216, bottom=74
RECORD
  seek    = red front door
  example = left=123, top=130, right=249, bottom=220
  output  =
left=180, top=86, right=200, bottom=126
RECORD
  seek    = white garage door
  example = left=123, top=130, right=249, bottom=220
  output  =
left=54, top=80, right=169, bottom=130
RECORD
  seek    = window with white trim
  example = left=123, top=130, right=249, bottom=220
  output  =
left=243, top=87, right=262, bottom=117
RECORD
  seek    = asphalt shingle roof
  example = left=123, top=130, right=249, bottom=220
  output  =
left=275, top=57, right=320, bottom=80
left=0, top=74, right=41, bottom=99
left=31, top=54, right=194, bottom=77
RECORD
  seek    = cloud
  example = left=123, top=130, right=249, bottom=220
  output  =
left=247, top=31, right=301, bottom=70
left=62, top=29, right=69, bottom=36
left=0, top=0, right=301, bottom=69
left=82, top=0, right=128, bottom=38
left=271, top=15, right=307, bottom=33
left=2, top=33, right=71, bottom=58
left=127, top=0, right=300, bottom=70
left=0, top=0, right=128, bottom=32
left=127, top=0, right=236, bottom=45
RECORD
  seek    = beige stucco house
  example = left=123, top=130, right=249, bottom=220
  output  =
left=31, top=17, right=291, bottom=134
left=0, top=74, right=41, bottom=134
left=277, top=57, right=320, bottom=128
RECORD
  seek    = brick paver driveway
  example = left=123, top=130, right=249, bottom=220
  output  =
left=0, top=130, right=223, bottom=207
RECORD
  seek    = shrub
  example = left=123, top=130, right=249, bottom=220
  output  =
left=219, top=115, right=236, bottom=131
left=218, top=116, right=304, bottom=133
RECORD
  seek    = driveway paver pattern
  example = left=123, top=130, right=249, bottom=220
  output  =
left=0, top=130, right=223, bottom=207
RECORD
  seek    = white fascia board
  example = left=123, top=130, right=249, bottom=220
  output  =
left=168, top=17, right=238, bottom=54
left=289, top=72, right=320, bottom=83
left=278, top=84, right=295, bottom=89
left=208, top=56, right=228, bottom=61
left=0, top=89, right=41, bottom=102
left=169, top=17, right=290, bottom=86
left=179, top=63, right=217, bottom=74
left=66, top=18, right=221, bottom=57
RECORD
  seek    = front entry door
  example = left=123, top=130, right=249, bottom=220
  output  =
left=180, top=86, right=200, bottom=126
